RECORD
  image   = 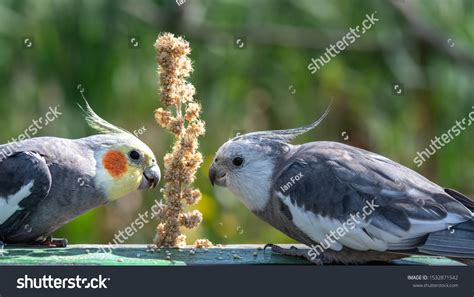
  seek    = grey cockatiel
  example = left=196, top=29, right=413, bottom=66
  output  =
left=0, top=102, right=160, bottom=246
left=209, top=106, right=474, bottom=265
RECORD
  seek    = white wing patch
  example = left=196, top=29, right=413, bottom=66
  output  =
left=0, top=181, right=34, bottom=224
left=276, top=191, right=470, bottom=252
left=278, top=191, right=389, bottom=251
left=277, top=192, right=343, bottom=251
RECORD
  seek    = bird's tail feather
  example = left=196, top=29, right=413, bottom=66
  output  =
left=445, top=188, right=474, bottom=211
left=454, top=258, right=474, bottom=265
left=418, top=220, right=474, bottom=263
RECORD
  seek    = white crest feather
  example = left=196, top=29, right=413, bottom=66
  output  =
left=233, top=98, right=333, bottom=144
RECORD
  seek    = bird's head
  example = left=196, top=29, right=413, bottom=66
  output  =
left=209, top=103, right=331, bottom=210
left=79, top=101, right=161, bottom=201
left=94, top=135, right=160, bottom=200
left=208, top=137, right=282, bottom=210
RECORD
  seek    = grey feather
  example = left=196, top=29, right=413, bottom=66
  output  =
left=265, top=142, right=472, bottom=255
left=419, top=220, right=474, bottom=258
left=78, top=99, right=133, bottom=136
left=233, top=99, right=332, bottom=144
left=0, top=137, right=107, bottom=243
left=445, top=188, right=474, bottom=211
left=0, top=152, right=52, bottom=239
left=274, top=142, right=471, bottom=221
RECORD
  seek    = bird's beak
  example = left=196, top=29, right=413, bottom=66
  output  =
left=209, top=162, right=226, bottom=187
left=139, top=163, right=161, bottom=190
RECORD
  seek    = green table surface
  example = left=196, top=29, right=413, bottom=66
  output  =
left=0, top=244, right=463, bottom=266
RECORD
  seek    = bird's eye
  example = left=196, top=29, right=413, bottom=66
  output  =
left=129, top=150, right=141, bottom=161
left=232, top=157, right=244, bottom=167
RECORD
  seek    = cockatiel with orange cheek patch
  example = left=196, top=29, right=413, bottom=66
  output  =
left=0, top=101, right=160, bottom=247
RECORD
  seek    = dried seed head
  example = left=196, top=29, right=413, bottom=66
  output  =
left=178, top=210, right=203, bottom=229
left=167, top=117, right=184, bottom=135
left=183, top=188, right=202, bottom=205
left=185, top=102, right=201, bottom=122
left=154, top=32, right=206, bottom=248
left=186, top=120, right=206, bottom=137
left=154, top=108, right=173, bottom=127
left=176, top=234, right=187, bottom=247
left=181, top=82, right=196, bottom=102
left=194, top=239, right=213, bottom=249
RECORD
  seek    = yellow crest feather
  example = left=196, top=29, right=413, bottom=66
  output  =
left=78, top=99, right=133, bottom=135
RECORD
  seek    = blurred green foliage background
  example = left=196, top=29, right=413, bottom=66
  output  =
left=0, top=0, right=473, bottom=245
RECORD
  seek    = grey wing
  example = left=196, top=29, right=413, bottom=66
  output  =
left=272, top=142, right=473, bottom=252
left=0, top=151, right=52, bottom=240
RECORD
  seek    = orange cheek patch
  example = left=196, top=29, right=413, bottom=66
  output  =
left=103, top=150, right=128, bottom=178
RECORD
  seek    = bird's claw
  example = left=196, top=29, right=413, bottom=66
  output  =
left=263, top=243, right=275, bottom=251
left=42, top=236, right=68, bottom=248
left=265, top=244, right=301, bottom=256
left=264, top=243, right=325, bottom=265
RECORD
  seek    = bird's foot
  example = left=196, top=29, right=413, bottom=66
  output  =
left=264, top=244, right=325, bottom=265
left=41, top=236, right=68, bottom=248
